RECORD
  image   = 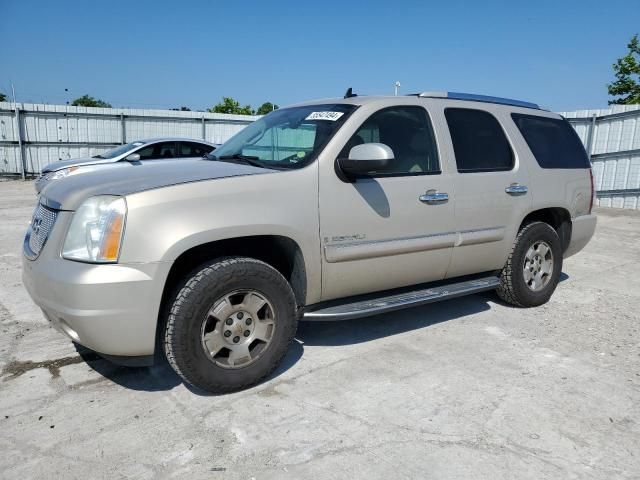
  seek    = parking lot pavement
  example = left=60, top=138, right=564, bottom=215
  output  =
left=0, top=179, right=639, bottom=480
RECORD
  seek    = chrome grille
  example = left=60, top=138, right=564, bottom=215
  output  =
left=25, top=203, right=58, bottom=259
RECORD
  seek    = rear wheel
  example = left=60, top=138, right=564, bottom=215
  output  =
left=497, top=222, right=562, bottom=307
left=164, top=257, right=298, bottom=393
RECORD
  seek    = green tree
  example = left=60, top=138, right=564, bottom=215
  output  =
left=256, top=102, right=279, bottom=115
left=209, top=97, right=254, bottom=115
left=607, top=34, right=640, bottom=105
left=0, top=92, right=6, bottom=102
left=71, top=94, right=112, bottom=108
left=172, top=106, right=191, bottom=111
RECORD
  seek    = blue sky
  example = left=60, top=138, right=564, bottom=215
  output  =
left=1, top=0, right=639, bottom=112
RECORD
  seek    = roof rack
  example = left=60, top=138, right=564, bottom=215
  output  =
left=410, top=91, right=540, bottom=110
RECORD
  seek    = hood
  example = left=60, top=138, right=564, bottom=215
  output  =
left=42, top=156, right=118, bottom=172
left=40, top=158, right=276, bottom=211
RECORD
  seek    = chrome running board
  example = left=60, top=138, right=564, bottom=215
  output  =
left=303, top=276, right=500, bottom=321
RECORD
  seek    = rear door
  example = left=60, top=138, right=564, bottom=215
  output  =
left=443, top=106, right=532, bottom=278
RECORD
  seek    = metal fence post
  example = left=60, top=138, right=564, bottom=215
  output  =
left=120, top=113, right=126, bottom=144
left=13, top=103, right=26, bottom=180
left=585, top=113, right=597, bottom=162
left=201, top=116, right=206, bottom=140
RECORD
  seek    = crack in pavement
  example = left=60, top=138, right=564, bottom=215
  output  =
left=1, top=353, right=101, bottom=380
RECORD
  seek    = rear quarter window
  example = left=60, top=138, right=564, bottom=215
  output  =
left=511, top=114, right=590, bottom=169
left=444, top=108, right=514, bottom=173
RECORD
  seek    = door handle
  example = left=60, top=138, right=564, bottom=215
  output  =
left=419, top=189, right=449, bottom=205
left=505, top=183, right=528, bottom=196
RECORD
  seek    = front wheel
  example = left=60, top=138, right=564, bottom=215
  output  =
left=164, top=257, right=298, bottom=393
left=497, top=221, right=563, bottom=307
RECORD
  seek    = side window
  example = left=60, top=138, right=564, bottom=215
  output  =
left=511, top=114, right=590, bottom=169
left=135, top=144, right=157, bottom=160
left=339, top=106, right=440, bottom=175
left=157, top=142, right=177, bottom=158
left=136, top=142, right=176, bottom=160
left=444, top=108, right=514, bottom=173
left=179, top=142, right=212, bottom=157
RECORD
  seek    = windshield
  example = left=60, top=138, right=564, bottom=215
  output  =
left=94, top=141, right=146, bottom=159
left=210, top=104, right=357, bottom=169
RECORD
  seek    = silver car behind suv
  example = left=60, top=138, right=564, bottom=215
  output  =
left=35, top=137, right=217, bottom=193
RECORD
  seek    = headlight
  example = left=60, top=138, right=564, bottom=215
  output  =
left=62, top=196, right=127, bottom=263
left=45, top=166, right=79, bottom=181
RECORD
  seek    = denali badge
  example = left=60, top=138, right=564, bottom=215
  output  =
left=324, top=234, right=366, bottom=243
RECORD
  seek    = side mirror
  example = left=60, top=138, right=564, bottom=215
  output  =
left=338, top=143, right=394, bottom=176
left=125, top=153, right=141, bottom=161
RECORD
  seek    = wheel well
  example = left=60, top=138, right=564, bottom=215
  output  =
left=520, top=208, right=572, bottom=252
left=161, top=235, right=307, bottom=306
left=155, top=235, right=307, bottom=356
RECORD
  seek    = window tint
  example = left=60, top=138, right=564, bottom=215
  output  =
left=134, top=144, right=156, bottom=159
left=340, top=106, right=440, bottom=175
left=179, top=142, right=213, bottom=157
left=445, top=108, right=514, bottom=173
left=136, top=142, right=177, bottom=160
left=158, top=142, right=176, bottom=158
left=511, top=114, right=590, bottom=169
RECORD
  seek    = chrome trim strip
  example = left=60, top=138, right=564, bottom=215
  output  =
left=324, top=226, right=506, bottom=263
left=456, top=227, right=506, bottom=247
left=325, top=232, right=457, bottom=263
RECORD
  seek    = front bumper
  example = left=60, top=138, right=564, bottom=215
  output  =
left=22, top=251, right=171, bottom=358
left=564, top=213, right=597, bottom=258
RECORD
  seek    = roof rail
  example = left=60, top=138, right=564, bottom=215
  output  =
left=411, top=91, right=540, bottom=110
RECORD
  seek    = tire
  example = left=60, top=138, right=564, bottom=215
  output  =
left=164, top=256, right=298, bottom=393
left=497, top=221, right=563, bottom=308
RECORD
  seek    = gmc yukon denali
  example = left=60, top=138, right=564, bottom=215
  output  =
left=22, top=91, right=597, bottom=393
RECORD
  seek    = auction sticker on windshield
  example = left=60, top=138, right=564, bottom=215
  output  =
left=305, top=111, right=345, bottom=121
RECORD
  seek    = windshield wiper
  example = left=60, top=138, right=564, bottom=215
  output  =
left=93, top=155, right=105, bottom=159
left=215, top=154, right=266, bottom=168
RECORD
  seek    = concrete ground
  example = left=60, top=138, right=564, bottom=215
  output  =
left=0, top=179, right=639, bottom=480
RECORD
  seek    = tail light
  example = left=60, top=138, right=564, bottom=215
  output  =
left=589, top=168, right=595, bottom=213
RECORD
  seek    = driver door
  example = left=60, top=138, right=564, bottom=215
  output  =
left=318, top=105, right=456, bottom=301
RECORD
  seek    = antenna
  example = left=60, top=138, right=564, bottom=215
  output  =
left=344, top=87, right=357, bottom=99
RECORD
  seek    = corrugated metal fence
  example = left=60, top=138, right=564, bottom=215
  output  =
left=0, top=102, right=259, bottom=176
left=2, top=101, right=640, bottom=210
left=561, top=105, right=640, bottom=209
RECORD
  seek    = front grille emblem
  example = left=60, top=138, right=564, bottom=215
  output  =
left=32, top=217, right=42, bottom=236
